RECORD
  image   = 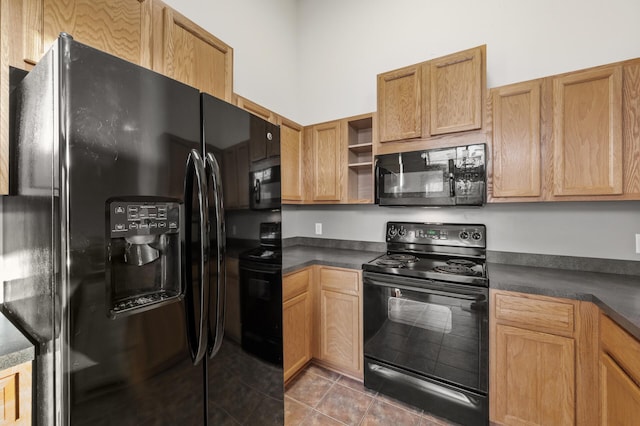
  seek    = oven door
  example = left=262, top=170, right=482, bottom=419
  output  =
left=363, top=271, right=488, bottom=424
left=375, top=149, right=455, bottom=206
left=363, top=271, right=488, bottom=391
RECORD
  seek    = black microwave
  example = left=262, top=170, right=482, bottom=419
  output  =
left=375, top=144, right=486, bottom=206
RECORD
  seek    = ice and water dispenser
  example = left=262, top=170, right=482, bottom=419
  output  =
left=106, top=197, right=181, bottom=318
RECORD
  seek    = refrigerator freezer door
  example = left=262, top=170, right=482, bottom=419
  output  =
left=60, top=38, right=205, bottom=425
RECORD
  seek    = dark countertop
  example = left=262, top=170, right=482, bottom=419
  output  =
left=283, top=244, right=640, bottom=340
left=488, top=262, right=640, bottom=340
left=0, top=310, right=35, bottom=371
left=283, top=246, right=382, bottom=274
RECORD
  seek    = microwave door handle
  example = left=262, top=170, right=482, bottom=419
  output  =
left=254, top=179, right=261, bottom=203
left=448, top=159, right=455, bottom=197
left=205, top=153, right=226, bottom=358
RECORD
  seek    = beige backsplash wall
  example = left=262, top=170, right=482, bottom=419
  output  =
left=282, top=202, right=640, bottom=261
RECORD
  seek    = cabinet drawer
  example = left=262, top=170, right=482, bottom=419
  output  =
left=601, top=313, right=640, bottom=384
left=319, top=267, right=359, bottom=295
left=494, top=291, right=575, bottom=335
left=283, top=268, right=310, bottom=302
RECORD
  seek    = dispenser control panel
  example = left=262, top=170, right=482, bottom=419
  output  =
left=109, top=199, right=180, bottom=238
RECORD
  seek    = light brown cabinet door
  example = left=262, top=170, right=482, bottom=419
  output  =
left=280, top=118, right=304, bottom=202
left=494, top=324, right=575, bottom=426
left=319, top=289, right=360, bottom=374
left=283, top=291, right=312, bottom=382
left=24, top=0, right=153, bottom=67
left=0, top=362, right=32, bottom=425
left=430, top=46, right=483, bottom=135
left=309, top=121, right=342, bottom=201
left=157, top=5, right=232, bottom=102
left=553, top=66, right=623, bottom=196
left=600, top=353, right=640, bottom=425
left=491, top=81, right=542, bottom=198
left=377, top=64, right=423, bottom=142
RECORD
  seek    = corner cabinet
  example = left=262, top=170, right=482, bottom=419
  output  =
left=489, top=290, right=598, bottom=426
left=317, top=266, right=363, bottom=378
left=152, top=1, right=233, bottom=102
left=283, top=268, right=313, bottom=383
left=599, top=313, right=640, bottom=424
left=0, top=361, right=32, bottom=425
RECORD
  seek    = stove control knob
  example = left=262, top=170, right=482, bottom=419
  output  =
left=459, top=231, right=470, bottom=240
left=388, top=227, right=398, bottom=238
left=398, top=227, right=407, bottom=237
left=471, top=232, right=483, bottom=241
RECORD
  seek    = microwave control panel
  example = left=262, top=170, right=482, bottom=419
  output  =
left=108, top=199, right=180, bottom=238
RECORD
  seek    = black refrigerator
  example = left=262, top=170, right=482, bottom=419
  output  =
left=2, top=34, right=283, bottom=425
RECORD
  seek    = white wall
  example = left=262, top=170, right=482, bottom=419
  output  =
left=297, top=0, right=640, bottom=124
left=162, top=0, right=300, bottom=120
left=140, top=1, right=640, bottom=261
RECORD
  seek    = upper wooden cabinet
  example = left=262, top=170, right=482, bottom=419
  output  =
left=307, top=120, right=342, bottom=202
left=153, top=2, right=233, bottom=102
left=377, top=64, right=423, bottom=142
left=235, top=95, right=277, bottom=124
left=23, top=0, right=153, bottom=67
left=490, top=59, right=640, bottom=203
left=376, top=45, right=485, bottom=149
left=552, top=66, right=623, bottom=196
left=490, top=80, right=542, bottom=198
left=280, top=117, right=305, bottom=202
left=430, top=47, right=483, bottom=135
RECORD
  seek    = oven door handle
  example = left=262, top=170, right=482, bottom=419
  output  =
left=364, top=275, right=483, bottom=300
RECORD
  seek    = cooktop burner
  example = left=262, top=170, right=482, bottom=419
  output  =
left=387, top=254, right=419, bottom=263
left=375, top=259, right=405, bottom=268
left=447, top=258, right=477, bottom=267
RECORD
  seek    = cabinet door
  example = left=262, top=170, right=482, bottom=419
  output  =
left=430, top=46, right=483, bottom=135
left=156, top=5, right=233, bottom=102
left=309, top=121, right=342, bottom=201
left=0, top=362, right=32, bottom=425
left=24, top=0, right=153, bottom=67
left=377, top=64, right=423, bottom=142
left=494, top=324, right=575, bottom=426
left=600, top=353, right=640, bottom=425
left=283, top=292, right=312, bottom=382
left=280, top=118, right=305, bottom=202
left=491, top=81, right=542, bottom=198
left=553, top=66, right=623, bottom=196
left=320, top=290, right=360, bottom=374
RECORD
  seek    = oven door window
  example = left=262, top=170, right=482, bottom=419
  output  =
left=363, top=277, right=488, bottom=392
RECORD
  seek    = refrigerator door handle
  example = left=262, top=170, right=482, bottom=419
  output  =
left=206, top=153, right=226, bottom=357
left=185, top=149, right=210, bottom=365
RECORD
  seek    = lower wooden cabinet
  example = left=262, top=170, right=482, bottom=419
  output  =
left=282, top=265, right=363, bottom=381
left=0, top=361, right=32, bottom=425
left=490, top=290, right=598, bottom=426
left=283, top=268, right=312, bottom=382
left=317, top=266, right=362, bottom=378
left=600, top=312, right=640, bottom=425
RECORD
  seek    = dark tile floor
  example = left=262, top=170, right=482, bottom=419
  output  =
left=284, top=363, right=456, bottom=425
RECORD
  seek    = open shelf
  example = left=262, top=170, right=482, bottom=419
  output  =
left=346, top=114, right=374, bottom=203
